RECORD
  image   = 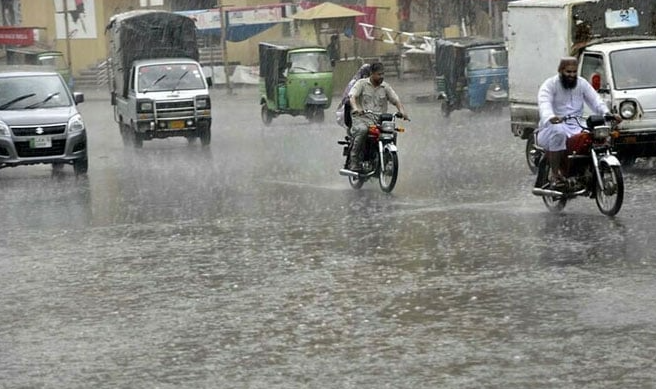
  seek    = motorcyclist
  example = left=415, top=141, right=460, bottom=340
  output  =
left=536, top=56, right=621, bottom=186
left=348, top=62, right=409, bottom=172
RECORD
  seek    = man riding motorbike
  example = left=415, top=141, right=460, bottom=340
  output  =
left=536, top=56, right=621, bottom=187
left=347, top=62, right=409, bottom=173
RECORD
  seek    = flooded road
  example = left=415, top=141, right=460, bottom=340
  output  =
left=2, top=81, right=656, bottom=388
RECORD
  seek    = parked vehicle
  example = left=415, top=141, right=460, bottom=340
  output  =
left=0, top=67, right=87, bottom=175
left=434, top=37, right=508, bottom=117
left=259, top=41, right=333, bottom=125
left=532, top=115, right=623, bottom=216
left=106, top=10, right=212, bottom=148
left=508, top=0, right=656, bottom=172
left=338, top=111, right=407, bottom=193
left=5, top=47, right=71, bottom=88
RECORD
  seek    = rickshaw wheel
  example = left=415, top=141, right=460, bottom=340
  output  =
left=308, top=107, right=324, bottom=123
left=440, top=100, right=451, bottom=118
left=261, top=104, right=273, bottom=126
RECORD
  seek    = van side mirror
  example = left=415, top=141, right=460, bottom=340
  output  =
left=110, top=91, right=116, bottom=106
left=206, top=76, right=213, bottom=87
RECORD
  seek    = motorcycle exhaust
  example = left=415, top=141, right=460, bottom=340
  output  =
left=532, top=188, right=587, bottom=197
left=532, top=187, right=564, bottom=197
left=339, top=168, right=359, bottom=177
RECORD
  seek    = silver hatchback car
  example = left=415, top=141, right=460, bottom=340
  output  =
left=0, top=67, right=87, bottom=175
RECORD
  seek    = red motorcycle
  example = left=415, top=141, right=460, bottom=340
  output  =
left=338, top=111, right=407, bottom=193
left=532, top=115, right=624, bottom=216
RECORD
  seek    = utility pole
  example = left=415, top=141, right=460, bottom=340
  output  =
left=63, top=0, right=72, bottom=70
left=218, top=0, right=233, bottom=94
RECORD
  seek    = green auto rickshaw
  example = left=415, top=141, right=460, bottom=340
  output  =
left=259, top=41, right=333, bottom=125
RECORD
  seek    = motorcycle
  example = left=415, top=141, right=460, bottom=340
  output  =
left=338, top=111, right=407, bottom=193
left=531, top=114, right=624, bottom=216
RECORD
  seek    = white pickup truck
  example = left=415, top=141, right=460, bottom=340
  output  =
left=107, top=10, right=212, bottom=148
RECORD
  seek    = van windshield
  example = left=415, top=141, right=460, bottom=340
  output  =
left=467, top=47, right=507, bottom=71
left=138, top=63, right=206, bottom=92
left=610, top=47, right=656, bottom=90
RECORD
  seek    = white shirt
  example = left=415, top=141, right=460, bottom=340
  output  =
left=538, top=75, right=609, bottom=129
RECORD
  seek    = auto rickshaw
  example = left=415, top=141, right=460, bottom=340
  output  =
left=5, top=46, right=72, bottom=88
left=259, top=41, right=333, bottom=125
left=434, top=37, right=508, bottom=117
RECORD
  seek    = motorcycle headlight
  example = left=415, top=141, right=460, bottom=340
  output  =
left=68, top=114, right=85, bottom=134
left=381, top=121, right=395, bottom=133
left=0, top=121, right=9, bottom=137
left=593, top=126, right=610, bottom=140
left=619, top=101, right=637, bottom=120
left=313, top=87, right=323, bottom=95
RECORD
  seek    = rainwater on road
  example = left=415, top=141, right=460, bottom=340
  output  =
left=2, top=79, right=656, bottom=388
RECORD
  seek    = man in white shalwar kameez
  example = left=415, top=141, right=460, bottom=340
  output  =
left=536, top=57, right=620, bottom=184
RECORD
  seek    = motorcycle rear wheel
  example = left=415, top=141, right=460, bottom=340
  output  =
left=537, top=158, right=567, bottom=212
left=349, top=175, right=364, bottom=189
left=379, top=149, right=398, bottom=193
left=595, top=164, right=624, bottom=216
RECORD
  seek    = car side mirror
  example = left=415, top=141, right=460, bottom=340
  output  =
left=73, top=92, right=85, bottom=104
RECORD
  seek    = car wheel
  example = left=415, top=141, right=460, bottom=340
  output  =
left=73, top=157, right=88, bottom=175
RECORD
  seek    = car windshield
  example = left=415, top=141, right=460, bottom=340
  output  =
left=138, top=63, right=206, bottom=92
left=288, top=52, right=332, bottom=73
left=610, top=47, right=656, bottom=90
left=0, top=75, right=71, bottom=110
left=467, top=47, right=508, bottom=71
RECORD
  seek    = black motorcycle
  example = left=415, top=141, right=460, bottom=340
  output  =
left=532, top=115, right=624, bottom=216
left=338, top=111, right=406, bottom=193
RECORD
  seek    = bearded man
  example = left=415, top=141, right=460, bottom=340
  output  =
left=536, top=57, right=621, bottom=183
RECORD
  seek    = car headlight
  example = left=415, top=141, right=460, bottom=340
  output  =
left=0, top=121, right=9, bottom=137
left=619, top=101, right=637, bottom=120
left=68, top=114, right=85, bottom=134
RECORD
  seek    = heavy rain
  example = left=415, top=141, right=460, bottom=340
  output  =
left=2, top=1, right=656, bottom=388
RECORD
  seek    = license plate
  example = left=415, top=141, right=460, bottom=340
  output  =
left=623, top=136, right=637, bottom=144
left=170, top=120, right=185, bottom=129
left=29, top=136, right=52, bottom=148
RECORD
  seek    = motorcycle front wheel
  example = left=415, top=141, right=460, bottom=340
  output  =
left=379, top=149, right=398, bottom=193
left=595, top=164, right=624, bottom=216
left=537, top=158, right=567, bottom=212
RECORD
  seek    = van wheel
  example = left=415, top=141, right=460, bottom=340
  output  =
left=261, top=104, right=273, bottom=126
